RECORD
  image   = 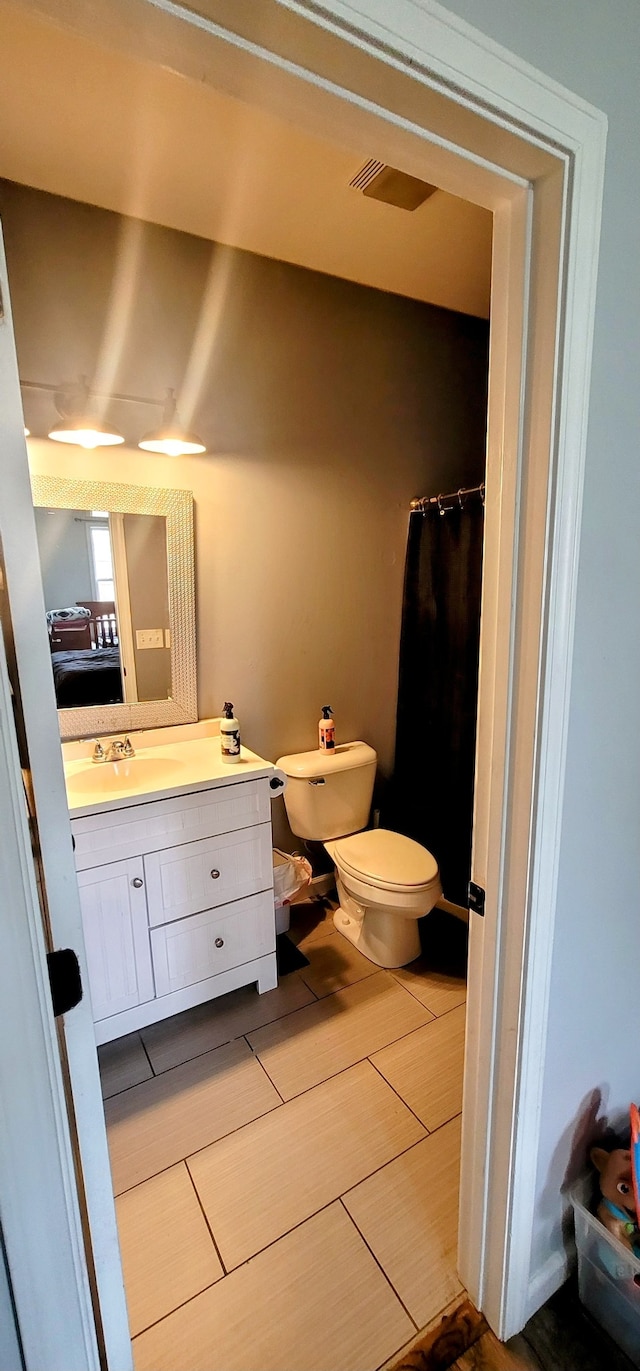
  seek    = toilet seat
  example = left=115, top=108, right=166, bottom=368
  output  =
left=327, top=828, right=439, bottom=895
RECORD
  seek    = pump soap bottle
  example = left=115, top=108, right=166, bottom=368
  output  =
left=221, top=702, right=241, bottom=762
left=319, top=705, right=335, bottom=752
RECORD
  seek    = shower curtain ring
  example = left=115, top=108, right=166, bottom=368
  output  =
left=437, top=494, right=445, bottom=516
left=458, top=488, right=464, bottom=509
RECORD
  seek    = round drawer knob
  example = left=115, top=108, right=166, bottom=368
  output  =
left=215, top=937, right=224, bottom=949
left=210, top=869, right=221, bottom=880
left=131, top=877, right=144, bottom=889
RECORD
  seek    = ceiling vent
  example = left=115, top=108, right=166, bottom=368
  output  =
left=349, top=161, right=437, bottom=211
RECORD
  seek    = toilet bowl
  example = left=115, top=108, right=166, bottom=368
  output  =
left=276, top=741, right=442, bottom=969
left=326, top=828, right=442, bottom=968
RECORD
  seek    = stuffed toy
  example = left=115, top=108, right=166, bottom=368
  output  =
left=590, top=1145, right=640, bottom=1258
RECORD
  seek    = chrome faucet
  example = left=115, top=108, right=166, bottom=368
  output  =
left=92, top=737, right=135, bottom=763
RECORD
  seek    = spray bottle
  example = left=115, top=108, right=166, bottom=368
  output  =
left=221, top=702, right=241, bottom=762
left=319, top=705, right=335, bottom=752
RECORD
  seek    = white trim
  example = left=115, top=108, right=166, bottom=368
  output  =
left=84, top=518, right=101, bottom=601
left=437, top=898, right=469, bottom=924
left=458, top=178, right=534, bottom=1316
left=110, top=511, right=138, bottom=704
left=500, top=128, right=606, bottom=1335
left=525, top=1250, right=572, bottom=1326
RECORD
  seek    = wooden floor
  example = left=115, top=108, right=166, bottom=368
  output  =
left=457, top=1283, right=636, bottom=1370
left=386, top=1281, right=636, bottom=1371
left=506, top=1280, right=635, bottom=1371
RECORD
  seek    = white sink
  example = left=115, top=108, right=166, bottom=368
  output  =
left=62, top=720, right=275, bottom=815
left=65, top=756, right=185, bottom=799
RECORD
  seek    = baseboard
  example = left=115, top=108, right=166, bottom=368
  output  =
left=295, top=884, right=467, bottom=911
left=292, top=872, right=335, bottom=902
left=437, top=897, right=469, bottom=923
left=524, top=1247, right=573, bottom=1325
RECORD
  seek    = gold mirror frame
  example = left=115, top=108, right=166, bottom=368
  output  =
left=31, top=474, right=196, bottom=740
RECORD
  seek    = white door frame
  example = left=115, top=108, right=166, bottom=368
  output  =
left=2, top=0, right=606, bottom=1354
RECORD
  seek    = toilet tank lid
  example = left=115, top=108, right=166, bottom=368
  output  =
left=276, top=741, right=377, bottom=779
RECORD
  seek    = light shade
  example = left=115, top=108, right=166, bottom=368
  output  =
left=48, top=417, right=125, bottom=449
left=138, top=389, right=206, bottom=457
left=47, top=378, right=125, bottom=449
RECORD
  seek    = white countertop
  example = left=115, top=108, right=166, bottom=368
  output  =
left=63, top=719, right=276, bottom=818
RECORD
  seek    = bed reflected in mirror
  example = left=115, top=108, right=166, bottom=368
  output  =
left=34, top=505, right=171, bottom=710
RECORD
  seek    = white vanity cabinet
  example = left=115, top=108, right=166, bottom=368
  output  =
left=70, top=767, right=279, bottom=1045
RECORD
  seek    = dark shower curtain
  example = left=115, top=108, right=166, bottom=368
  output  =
left=390, top=497, right=484, bottom=909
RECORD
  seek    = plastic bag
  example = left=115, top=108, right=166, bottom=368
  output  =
left=272, top=849, right=312, bottom=908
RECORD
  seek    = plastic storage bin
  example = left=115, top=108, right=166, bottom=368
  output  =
left=571, top=1176, right=640, bottom=1366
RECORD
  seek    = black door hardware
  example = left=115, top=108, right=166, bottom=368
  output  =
left=468, top=881, right=485, bottom=917
left=47, top=948, right=83, bottom=1017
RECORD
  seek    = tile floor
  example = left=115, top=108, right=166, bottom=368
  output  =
left=99, top=902, right=467, bottom=1371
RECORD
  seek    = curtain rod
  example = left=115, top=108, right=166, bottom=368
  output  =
left=410, top=481, right=485, bottom=513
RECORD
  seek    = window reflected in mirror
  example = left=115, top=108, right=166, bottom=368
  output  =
left=34, top=506, right=171, bottom=709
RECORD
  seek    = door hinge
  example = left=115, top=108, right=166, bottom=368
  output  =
left=468, top=881, right=485, bottom=917
left=47, top=948, right=83, bottom=1017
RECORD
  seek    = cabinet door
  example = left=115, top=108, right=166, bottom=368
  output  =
left=144, top=824, right=273, bottom=927
left=77, top=858, right=154, bottom=1022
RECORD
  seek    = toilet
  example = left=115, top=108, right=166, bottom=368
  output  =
left=276, top=741, right=442, bottom=969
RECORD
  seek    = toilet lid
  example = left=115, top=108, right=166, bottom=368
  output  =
left=331, top=828, right=439, bottom=893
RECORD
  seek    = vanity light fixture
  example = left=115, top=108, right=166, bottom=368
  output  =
left=47, top=378, right=125, bottom=450
left=23, top=427, right=30, bottom=436
left=20, top=377, right=207, bottom=454
left=138, top=389, right=206, bottom=457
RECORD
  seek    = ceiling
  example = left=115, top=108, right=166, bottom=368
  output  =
left=0, top=2, right=492, bottom=318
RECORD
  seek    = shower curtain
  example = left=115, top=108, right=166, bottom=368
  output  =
left=391, top=496, right=484, bottom=909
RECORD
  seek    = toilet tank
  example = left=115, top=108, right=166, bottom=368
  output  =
left=276, top=741, right=377, bottom=841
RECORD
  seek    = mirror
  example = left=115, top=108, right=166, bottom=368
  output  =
left=31, top=475, right=196, bottom=739
left=35, top=506, right=171, bottom=708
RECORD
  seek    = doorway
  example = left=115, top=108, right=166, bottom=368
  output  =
left=12, top=154, right=489, bottom=1364
left=0, top=0, right=605, bottom=1365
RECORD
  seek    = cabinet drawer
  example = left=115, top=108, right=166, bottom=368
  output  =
left=71, top=779, right=270, bottom=871
left=144, top=823, right=273, bottom=927
left=150, top=892, right=275, bottom=995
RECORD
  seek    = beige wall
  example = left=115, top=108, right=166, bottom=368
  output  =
left=123, top=513, right=171, bottom=702
left=8, top=180, right=489, bottom=842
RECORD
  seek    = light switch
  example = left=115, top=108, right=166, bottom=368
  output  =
left=136, top=628, right=165, bottom=649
